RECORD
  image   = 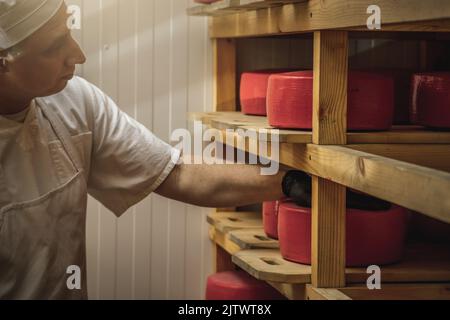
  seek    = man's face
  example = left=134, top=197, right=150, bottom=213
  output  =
left=4, top=3, right=86, bottom=98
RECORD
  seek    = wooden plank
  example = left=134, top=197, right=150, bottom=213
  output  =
left=204, top=129, right=450, bottom=223
left=187, top=0, right=241, bottom=17
left=312, top=177, right=347, bottom=288
left=280, top=0, right=450, bottom=32
left=277, top=144, right=450, bottom=224
left=311, top=30, right=348, bottom=288
left=214, top=244, right=238, bottom=272
left=209, top=0, right=450, bottom=38
left=229, top=228, right=280, bottom=249
left=306, top=285, right=352, bottom=300
left=308, top=283, right=450, bottom=300
left=189, top=112, right=450, bottom=144
left=232, top=249, right=312, bottom=283
left=207, top=211, right=262, bottom=233
left=231, top=242, right=450, bottom=284
left=188, top=0, right=304, bottom=16
left=213, top=39, right=237, bottom=111
left=339, top=283, right=450, bottom=300
left=347, top=144, right=450, bottom=173
left=312, top=31, right=348, bottom=145
left=209, top=227, right=242, bottom=255
left=269, top=282, right=307, bottom=300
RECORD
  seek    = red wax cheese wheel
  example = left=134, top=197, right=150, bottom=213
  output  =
left=267, top=71, right=395, bottom=130
left=206, top=271, right=285, bottom=300
left=278, top=201, right=408, bottom=267
left=262, top=201, right=280, bottom=239
left=411, top=72, right=450, bottom=128
left=369, top=69, right=413, bottom=125
left=240, top=70, right=294, bottom=116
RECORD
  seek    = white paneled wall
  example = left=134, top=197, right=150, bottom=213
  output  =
left=67, top=0, right=213, bottom=300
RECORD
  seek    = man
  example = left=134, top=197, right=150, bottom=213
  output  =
left=0, top=0, right=312, bottom=299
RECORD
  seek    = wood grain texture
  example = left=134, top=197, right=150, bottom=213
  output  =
left=229, top=228, right=280, bottom=249
left=313, top=30, right=348, bottom=145
left=311, top=177, right=346, bottom=288
left=308, top=283, right=450, bottom=300
left=278, top=144, right=450, bottom=224
left=207, top=211, right=262, bottom=233
left=229, top=242, right=450, bottom=284
left=190, top=112, right=450, bottom=144
left=208, top=0, right=450, bottom=38
left=214, top=39, right=237, bottom=111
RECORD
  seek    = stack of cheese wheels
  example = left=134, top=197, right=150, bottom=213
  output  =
left=267, top=71, right=395, bottom=130
left=277, top=201, right=408, bottom=267
left=206, top=271, right=285, bottom=300
left=262, top=201, right=280, bottom=239
left=411, top=72, right=450, bottom=128
left=240, top=70, right=293, bottom=116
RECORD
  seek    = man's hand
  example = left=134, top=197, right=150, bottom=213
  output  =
left=282, top=170, right=392, bottom=211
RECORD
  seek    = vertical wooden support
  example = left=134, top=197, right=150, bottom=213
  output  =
left=213, top=39, right=237, bottom=272
left=214, top=243, right=236, bottom=273
left=311, top=31, right=348, bottom=288
left=213, top=38, right=237, bottom=112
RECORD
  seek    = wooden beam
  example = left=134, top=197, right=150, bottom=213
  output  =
left=306, top=285, right=352, bottom=300
left=279, top=144, right=450, bottom=224
left=311, top=30, right=348, bottom=288
left=313, top=31, right=348, bottom=145
left=207, top=129, right=450, bottom=223
left=311, top=178, right=347, bottom=288
left=209, top=0, right=450, bottom=38
left=308, top=283, right=450, bottom=300
left=347, top=144, right=450, bottom=173
left=213, top=39, right=237, bottom=111
left=213, top=244, right=237, bottom=272
left=190, top=111, right=450, bottom=145
left=231, top=243, right=450, bottom=284
left=280, top=0, right=450, bottom=33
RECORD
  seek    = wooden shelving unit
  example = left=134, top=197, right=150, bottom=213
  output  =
left=189, top=0, right=450, bottom=300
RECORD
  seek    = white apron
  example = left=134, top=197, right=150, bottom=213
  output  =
left=0, top=98, right=88, bottom=300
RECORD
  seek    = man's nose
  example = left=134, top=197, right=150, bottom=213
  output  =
left=66, top=37, right=86, bottom=67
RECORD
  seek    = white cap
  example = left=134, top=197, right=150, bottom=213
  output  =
left=0, top=0, right=64, bottom=50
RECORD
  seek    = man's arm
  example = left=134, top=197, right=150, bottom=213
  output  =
left=155, top=164, right=285, bottom=208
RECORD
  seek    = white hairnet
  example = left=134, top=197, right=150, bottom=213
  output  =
left=0, top=0, right=64, bottom=50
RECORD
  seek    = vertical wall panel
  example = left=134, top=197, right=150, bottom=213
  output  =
left=66, top=0, right=213, bottom=300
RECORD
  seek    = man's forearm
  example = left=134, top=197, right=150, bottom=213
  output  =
left=156, top=164, right=285, bottom=208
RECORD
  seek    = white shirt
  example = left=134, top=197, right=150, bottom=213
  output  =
left=0, top=76, right=180, bottom=217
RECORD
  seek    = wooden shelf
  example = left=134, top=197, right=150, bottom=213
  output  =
left=207, top=211, right=262, bottom=233
left=192, top=112, right=450, bottom=224
left=306, top=283, right=450, bottom=300
left=191, top=112, right=450, bottom=145
left=203, top=0, right=450, bottom=38
left=207, top=211, right=263, bottom=255
left=187, top=0, right=304, bottom=17
left=229, top=228, right=279, bottom=250
left=232, top=242, right=450, bottom=285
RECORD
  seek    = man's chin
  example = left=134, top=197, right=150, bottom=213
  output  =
left=45, top=79, right=71, bottom=96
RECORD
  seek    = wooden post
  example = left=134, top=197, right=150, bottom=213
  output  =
left=212, top=38, right=237, bottom=272
left=214, top=244, right=236, bottom=273
left=311, top=30, right=348, bottom=288
left=213, top=38, right=237, bottom=112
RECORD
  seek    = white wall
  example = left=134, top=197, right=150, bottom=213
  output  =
left=67, top=0, right=214, bottom=300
